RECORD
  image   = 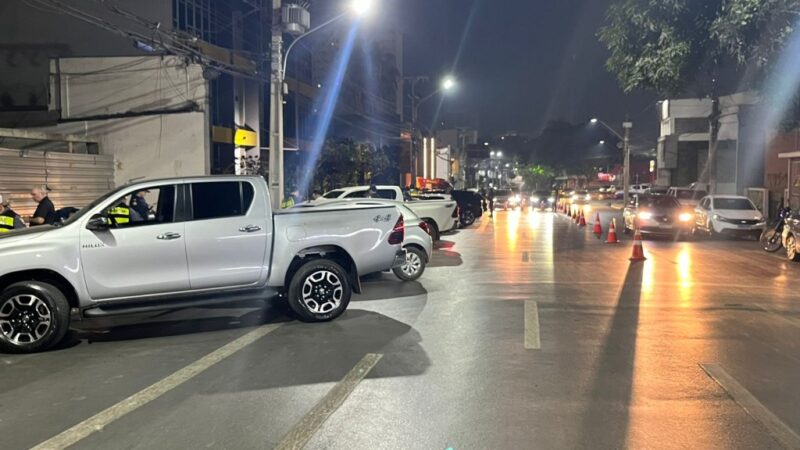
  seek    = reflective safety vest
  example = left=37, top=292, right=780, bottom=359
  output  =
left=108, top=203, right=131, bottom=225
left=280, top=197, right=295, bottom=209
left=0, top=213, right=15, bottom=232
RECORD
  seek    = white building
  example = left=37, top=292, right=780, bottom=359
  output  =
left=656, top=92, right=765, bottom=195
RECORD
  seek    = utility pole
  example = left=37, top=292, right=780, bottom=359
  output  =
left=623, top=121, right=632, bottom=207
left=407, top=76, right=428, bottom=186
left=268, top=0, right=284, bottom=209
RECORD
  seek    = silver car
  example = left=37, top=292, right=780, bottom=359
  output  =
left=308, top=199, right=433, bottom=281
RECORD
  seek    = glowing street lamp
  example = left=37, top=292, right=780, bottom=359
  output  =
left=590, top=118, right=598, bottom=124
left=599, top=140, right=606, bottom=145
left=442, top=77, right=456, bottom=91
left=497, top=151, right=503, bottom=157
left=350, top=0, right=375, bottom=17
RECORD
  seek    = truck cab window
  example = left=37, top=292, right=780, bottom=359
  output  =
left=191, top=181, right=254, bottom=220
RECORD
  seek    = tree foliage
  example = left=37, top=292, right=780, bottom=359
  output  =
left=598, top=0, right=800, bottom=95
left=311, top=139, right=392, bottom=192
left=520, top=164, right=555, bottom=191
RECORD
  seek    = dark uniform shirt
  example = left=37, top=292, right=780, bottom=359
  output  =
left=32, top=197, right=56, bottom=226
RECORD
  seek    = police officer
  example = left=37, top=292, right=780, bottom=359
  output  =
left=0, top=194, right=25, bottom=233
left=107, top=197, right=131, bottom=226
left=129, top=190, right=150, bottom=221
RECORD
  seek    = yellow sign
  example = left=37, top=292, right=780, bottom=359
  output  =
left=234, top=128, right=257, bottom=148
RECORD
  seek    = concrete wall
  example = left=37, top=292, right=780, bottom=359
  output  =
left=39, top=56, right=209, bottom=185
left=0, top=0, right=172, bottom=110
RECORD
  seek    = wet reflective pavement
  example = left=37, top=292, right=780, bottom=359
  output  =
left=3, top=207, right=800, bottom=449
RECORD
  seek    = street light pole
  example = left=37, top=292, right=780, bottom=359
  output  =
left=268, top=0, right=284, bottom=209
left=623, top=121, right=632, bottom=207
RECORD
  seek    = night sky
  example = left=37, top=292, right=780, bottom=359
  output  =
left=388, top=0, right=660, bottom=140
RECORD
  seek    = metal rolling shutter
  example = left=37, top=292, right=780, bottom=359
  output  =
left=0, top=148, right=115, bottom=216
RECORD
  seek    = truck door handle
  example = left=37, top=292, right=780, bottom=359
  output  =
left=157, top=232, right=182, bottom=240
left=239, top=225, right=262, bottom=233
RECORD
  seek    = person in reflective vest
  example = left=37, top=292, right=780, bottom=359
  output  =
left=0, top=194, right=25, bottom=233
left=107, top=200, right=131, bottom=226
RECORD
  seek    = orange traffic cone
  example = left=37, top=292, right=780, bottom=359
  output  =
left=571, top=207, right=577, bottom=221
left=629, top=227, right=647, bottom=261
left=574, top=208, right=580, bottom=223
left=579, top=210, right=587, bottom=227
left=593, top=212, right=603, bottom=236
left=606, top=218, right=619, bottom=244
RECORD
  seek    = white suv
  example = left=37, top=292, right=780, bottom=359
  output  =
left=693, top=195, right=766, bottom=239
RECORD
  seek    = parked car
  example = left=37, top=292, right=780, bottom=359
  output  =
left=530, top=191, right=556, bottom=211
left=0, top=176, right=406, bottom=354
left=667, top=187, right=708, bottom=208
left=622, top=194, right=694, bottom=236
left=310, top=199, right=432, bottom=281
left=569, top=190, right=591, bottom=204
left=450, top=190, right=483, bottom=227
left=630, top=184, right=651, bottom=194
left=693, top=195, right=766, bottom=239
left=319, top=185, right=458, bottom=240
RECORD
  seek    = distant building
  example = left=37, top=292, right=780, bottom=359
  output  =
left=656, top=92, right=765, bottom=195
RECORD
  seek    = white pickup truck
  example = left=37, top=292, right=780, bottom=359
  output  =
left=0, top=176, right=406, bottom=353
left=318, top=185, right=458, bottom=240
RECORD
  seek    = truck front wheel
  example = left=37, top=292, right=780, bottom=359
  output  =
left=0, top=281, right=70, bottom=354
left=287, top=260, right=352, bottom=322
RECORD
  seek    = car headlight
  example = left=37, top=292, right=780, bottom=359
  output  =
left=638, top=212, right=653, bottom=220
left=531, top=196, right=539, bottom=202
left=571, top=195, right=578, bottom=201
left=712, top=214, right=720, bottom=220
left=548, top=197, right=555, bottom=203
left=585, top=194, right=591, bottom=201
left=679, top=213, right=692, bottom=222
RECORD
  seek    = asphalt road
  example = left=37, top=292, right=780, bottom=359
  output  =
left=4, top=205, right=800, bottom=449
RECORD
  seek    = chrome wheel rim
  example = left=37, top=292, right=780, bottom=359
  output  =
left=301, top=270, right=343, bottom=314
left=401, top=251, right=423, bottom=277
left=0, top=294, right=52, bottom=345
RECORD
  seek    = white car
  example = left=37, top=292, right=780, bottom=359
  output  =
left=313, top=199, right=433, bottom=281
left=693, top=195, right=766, bottom=239
left=318, top=185, right=458, bottom=240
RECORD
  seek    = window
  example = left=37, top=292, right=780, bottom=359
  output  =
left=345, top=189, right=369, bottom=198
left=323, top=190, right=345, bottom=199
left=713, top=198, right=755, bottom=211
left=376, top=189, right=397, bottom=200
left=191, top=181, right=255, bottom=220
left=105, top=185, right=176, bottom=228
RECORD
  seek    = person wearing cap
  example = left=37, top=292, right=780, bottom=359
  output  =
left=129, top=189, right=151, bottom=221
left=26, top=185, right=56, bottom=226
left=0, top=195, right=25, bottom=233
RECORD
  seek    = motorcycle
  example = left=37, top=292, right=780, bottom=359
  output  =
left=760, top=207, right=792, bottom=252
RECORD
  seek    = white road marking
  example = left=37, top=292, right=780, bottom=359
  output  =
left=754, top=303, right=800, bottom=329
left=700, top=363, right=800, bottom=449
left=524, top=301, right=541, bottom=349
left=31, top=324, right=284, bottom=450
left=274, top=353, right=383, bottom=450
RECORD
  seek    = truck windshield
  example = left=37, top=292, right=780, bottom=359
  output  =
left=61, top=188, right=124, bottom=226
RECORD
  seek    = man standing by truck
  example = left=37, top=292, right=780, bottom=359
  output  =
left=0, top=194, right=25, bottom=232
left=26, top=185, right=56, bottom=226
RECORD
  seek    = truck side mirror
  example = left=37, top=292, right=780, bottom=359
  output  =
left=86, top=214, right=110, bottom=231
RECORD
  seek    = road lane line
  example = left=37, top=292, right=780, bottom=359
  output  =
left=31, top=323, right=284, bottom=450
left=754, top=303, right=800, bottom=329
left=700, top=363, right=800, bottom=449
left=274, top=353, right=383, bottom=450
left=524, top=301, right=541, bottom=349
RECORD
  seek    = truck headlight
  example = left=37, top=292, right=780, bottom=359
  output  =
left=679, top=213, right=692, bottom=222
left=638, top=212, right=653, bottom=220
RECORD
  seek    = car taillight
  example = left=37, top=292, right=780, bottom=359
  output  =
left=388, top=215, right=404, bottom=245
left=419, top=221, right=430, bottom=234
left=452, top=206, right=460, bottom=218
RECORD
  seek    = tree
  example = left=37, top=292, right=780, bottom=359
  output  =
left=598, top=0, right=800, bottom=192
left=311, top=139, right=394, bottom=192
left=520, top=164, right=555, bottom=191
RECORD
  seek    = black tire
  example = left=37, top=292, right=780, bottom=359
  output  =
left=287, top=260, right=351, bottom=322
left=393, top=247, right=427, bottom=282
left=787, top=235, right=800, bottom=262
left=760, top=228, right=782, bottom=251
left=425, top=220, right=440, bottom=241
left=461, top=210, right=476, bottom=227
left=0, top=281, right=70, bottom=354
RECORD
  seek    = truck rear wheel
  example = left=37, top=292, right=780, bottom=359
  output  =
left=0, top=281, right=70, bottom=354
left=287, top=260, right=351, bottom=322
